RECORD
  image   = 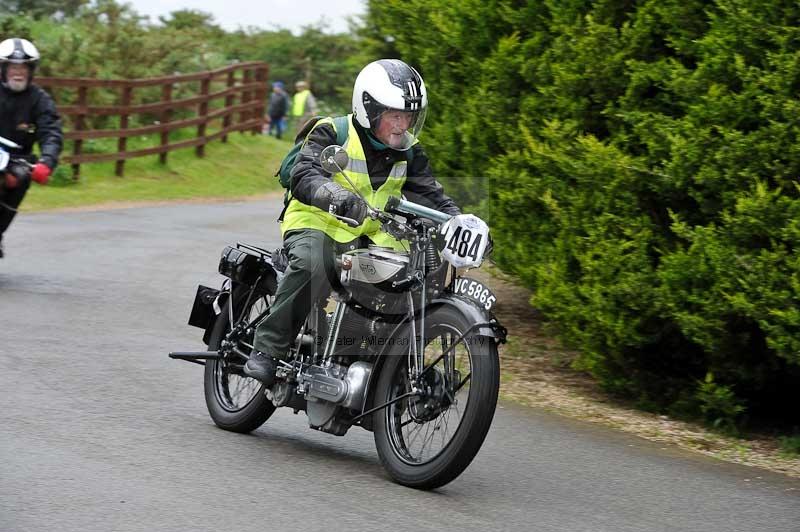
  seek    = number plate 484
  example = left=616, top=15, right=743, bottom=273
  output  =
left=439, top=214, right=490, bottom=269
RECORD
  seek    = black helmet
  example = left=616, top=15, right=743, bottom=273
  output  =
left=0, top=38, right=40, bottom=89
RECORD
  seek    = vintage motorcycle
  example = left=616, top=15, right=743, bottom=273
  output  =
left=170, top=146, right=506, bottom=489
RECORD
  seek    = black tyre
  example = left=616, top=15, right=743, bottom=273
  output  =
left=203, top=286, right=276, bottom=433
left=373, top=304, right=500, bottom=489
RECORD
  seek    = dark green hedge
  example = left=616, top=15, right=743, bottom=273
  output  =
left=365, top=0, right=800, bottom=427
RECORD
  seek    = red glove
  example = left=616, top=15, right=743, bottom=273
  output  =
left=31, top=162, right=51, bottom=185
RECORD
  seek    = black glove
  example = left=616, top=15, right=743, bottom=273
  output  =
left=312, top=181, right=368, bottom=226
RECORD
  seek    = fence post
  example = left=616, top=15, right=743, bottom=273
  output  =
left=116, top=85, right=133, bottom=177
left=196, top=76, right=211, bottom=157
left=240, top=67, right=252, bottom=130
left=71, top=85, right=88, bottom=180
left=222, top=70, right=235, bottom=143
left=159, top=82, right=172, bottom=165
left=253, top=66, right=267, bottom=135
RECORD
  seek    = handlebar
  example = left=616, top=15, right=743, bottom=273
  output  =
left=0, top=145, right=33, bottom=175
left=385, top=196, right=452, bottom=224
left=4, top=158, right=33, bottom=177
left=331, top=196, right=453, bottom=229
left=320, top=147, right=452, bottom=227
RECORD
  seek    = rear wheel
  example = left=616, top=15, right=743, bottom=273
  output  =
left=203, top=285, right=276, bottom=433
left=373, top=305, right=500, bottom=489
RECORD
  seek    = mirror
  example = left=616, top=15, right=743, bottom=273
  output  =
left=320, top=145, right=349, bottom=174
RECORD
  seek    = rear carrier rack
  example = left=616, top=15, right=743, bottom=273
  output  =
left=170, top=242, right=282, bottom=365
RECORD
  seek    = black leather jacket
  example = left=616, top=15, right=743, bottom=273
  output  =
left=290, top=116, right=461, bottom=216
left=0, top=83, right=63, bottom=169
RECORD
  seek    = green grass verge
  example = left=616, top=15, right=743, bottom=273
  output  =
left=23, top=132, right=292, bottom=211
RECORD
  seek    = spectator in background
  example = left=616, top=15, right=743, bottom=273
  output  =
left=290, top=80, right=317, bottom=134
left=267, top=81, right=289, bottom=139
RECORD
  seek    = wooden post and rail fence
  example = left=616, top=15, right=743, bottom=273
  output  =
left=37, top=61, right=269, bottom=178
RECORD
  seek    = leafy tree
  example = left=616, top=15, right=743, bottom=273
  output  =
left=223, top=25, right=361, bottom=113
left=0, top=0, right=88, bottom=19
left=158, top=9, right=222, bottom=33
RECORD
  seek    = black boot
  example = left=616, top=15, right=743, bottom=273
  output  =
left=243, top=351, right=277, bottom=385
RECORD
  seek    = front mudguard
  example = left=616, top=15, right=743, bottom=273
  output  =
left=428, top=294, right=507, bottom=344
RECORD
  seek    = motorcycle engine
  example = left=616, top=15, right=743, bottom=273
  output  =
left=301, top=361, right=373, bottom=436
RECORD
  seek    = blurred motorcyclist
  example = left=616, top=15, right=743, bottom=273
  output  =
left=245, top=59, right=461, bottom=383
left=0, top=37, right=63, bottom=258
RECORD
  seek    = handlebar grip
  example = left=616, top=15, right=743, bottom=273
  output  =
left=385, top=196, right=452, bottom=224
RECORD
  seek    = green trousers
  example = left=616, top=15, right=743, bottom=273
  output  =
left=253, top=229, right=356, bottom=358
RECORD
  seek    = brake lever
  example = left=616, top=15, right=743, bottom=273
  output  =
left=8, top=158, right=34, bottom=172
left=333, top=207, right=388, bottom=228
left=332, top=213, right=360, bottom=227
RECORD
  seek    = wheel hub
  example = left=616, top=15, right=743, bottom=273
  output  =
left=410, top=367, right=453, bottom=422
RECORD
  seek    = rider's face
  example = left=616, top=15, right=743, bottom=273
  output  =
left=6, top=63, right=29, bottom=92
left=374, top=110, right=413, bottom=149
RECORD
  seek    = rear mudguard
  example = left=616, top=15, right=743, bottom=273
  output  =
left=359, top=294, right=506, bottom=431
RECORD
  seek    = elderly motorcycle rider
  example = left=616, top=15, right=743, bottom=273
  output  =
left=245, top=59, right=461, bottom=383
left=0, top=37, right=63, bottom=258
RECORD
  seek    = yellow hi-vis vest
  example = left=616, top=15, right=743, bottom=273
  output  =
left=280, top=115, right=408, bottom=250
left=291, top=89, right=310, bottom=117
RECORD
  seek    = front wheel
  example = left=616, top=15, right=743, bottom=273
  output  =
left=373, top=304, right=500, bottom=489
left=203, top=285, right=276, bottom=433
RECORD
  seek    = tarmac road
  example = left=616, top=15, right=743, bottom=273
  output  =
left=1, top=200, right=798, bottom=532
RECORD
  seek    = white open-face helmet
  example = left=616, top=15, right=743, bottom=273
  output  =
left=0, top=38, right=40, bottom=90
left=352, top=59, right=427, bottom=151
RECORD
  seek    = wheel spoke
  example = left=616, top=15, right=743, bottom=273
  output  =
left=454, top=372, right=471, bottom=394
left=400, top=417, right=415, bottom=428
left=415, top=422, right=432, bottom=460
left=440, top=411, right=450, bottom=450
left=406, top=420, right=425, bottom=450
left=442, top=408, right=452, bottom=439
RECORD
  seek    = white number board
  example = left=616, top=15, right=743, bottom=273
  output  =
left=439, top=214, right=490, bottom=269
